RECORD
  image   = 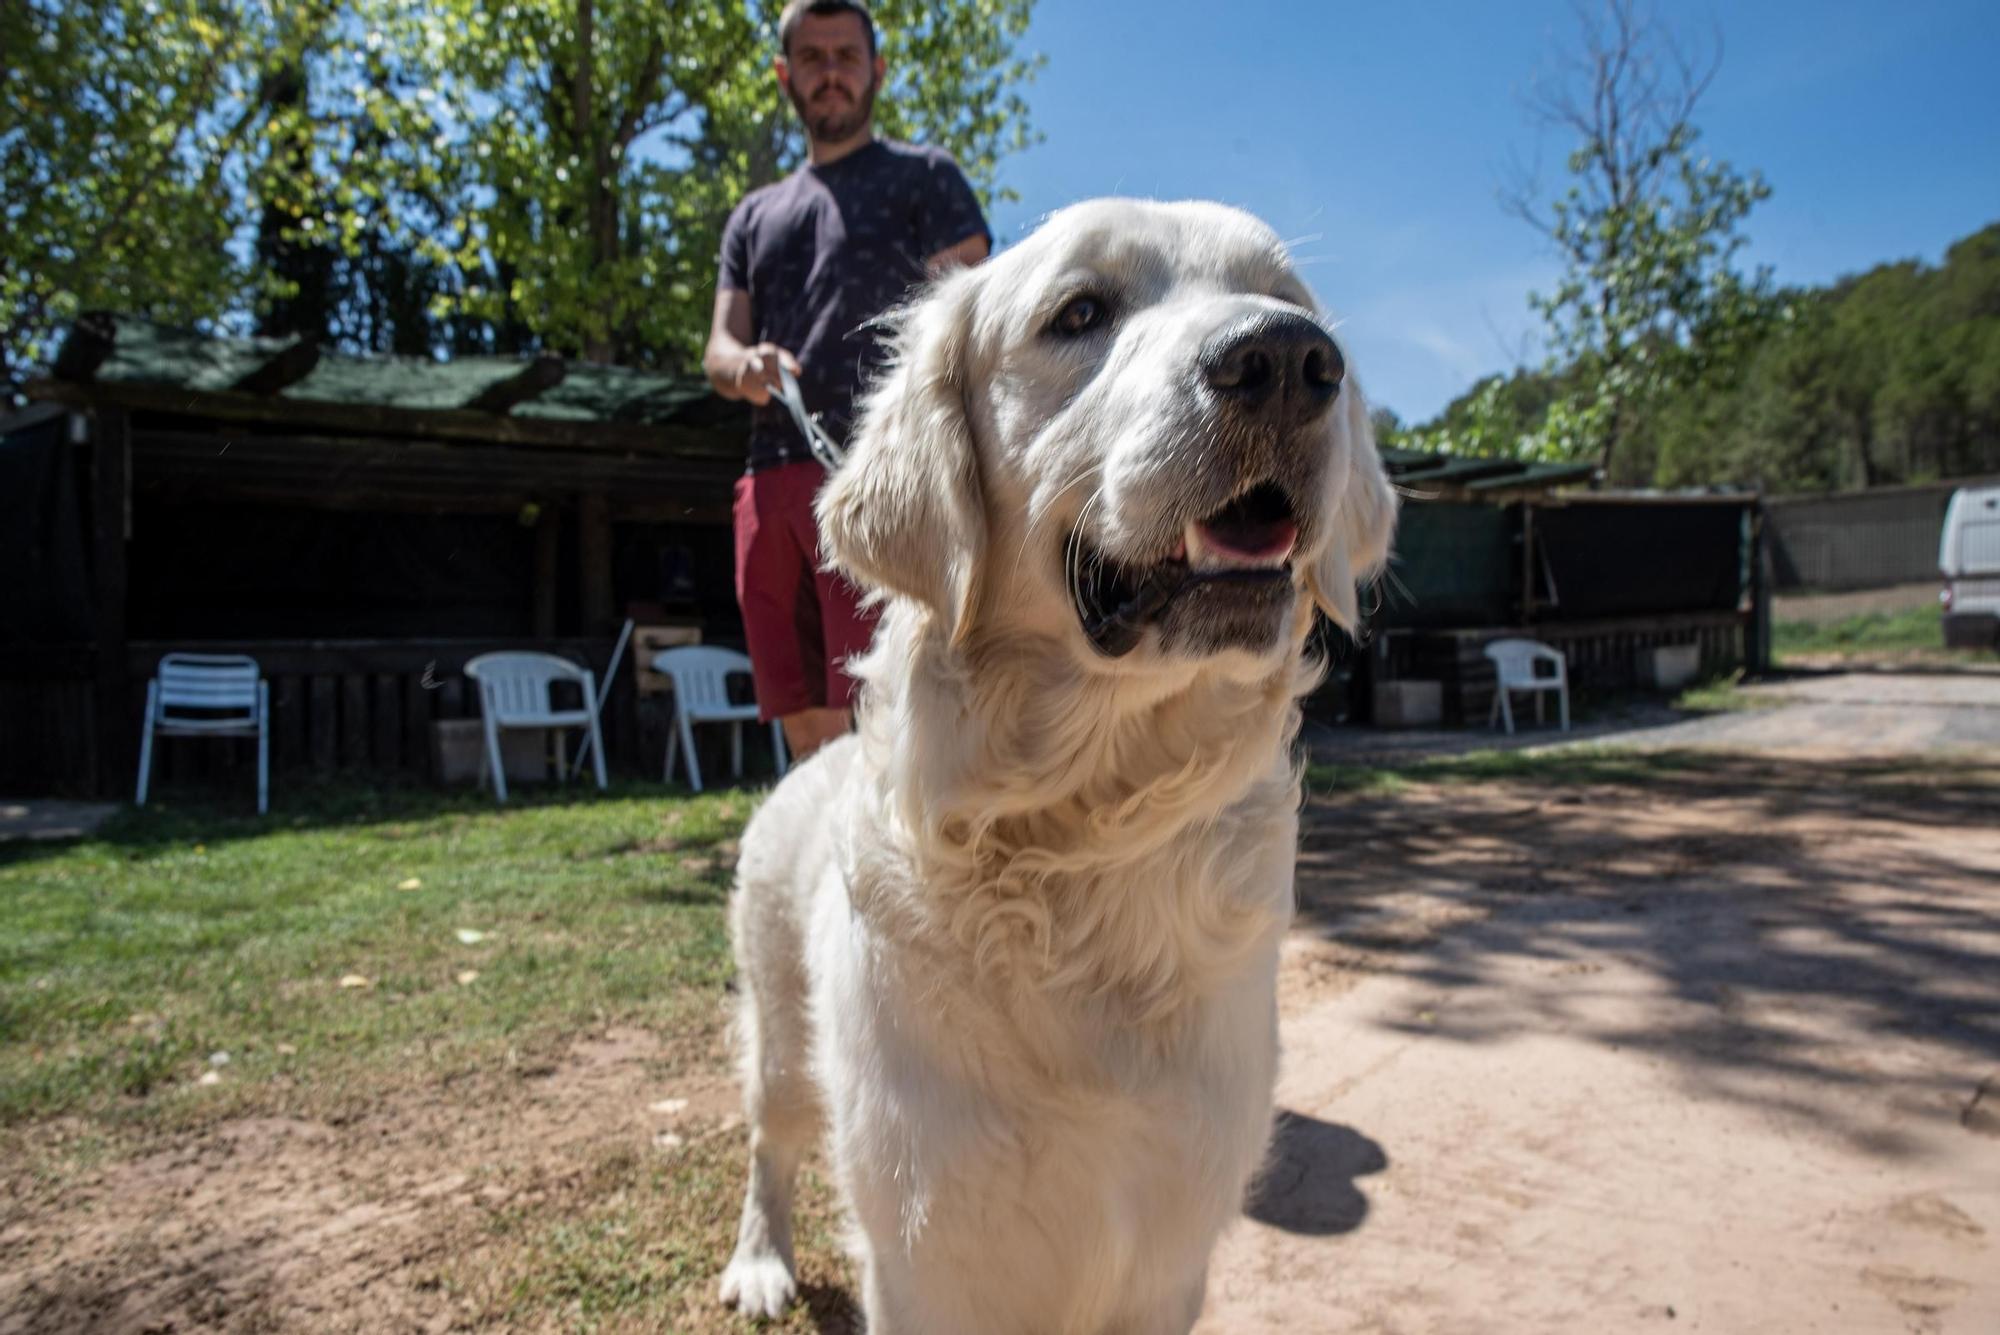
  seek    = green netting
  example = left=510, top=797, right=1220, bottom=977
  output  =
left=1375, top=502, right=1518, bottom=628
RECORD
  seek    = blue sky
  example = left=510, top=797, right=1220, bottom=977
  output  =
left=980, top=1, right=2000, bottom=425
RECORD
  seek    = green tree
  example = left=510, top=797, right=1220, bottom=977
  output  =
left=2, top=0, right=1040, bottom=391
left=1, top=0, right=310, bottom=396
left=1503, top=0, right=1774, bottom=479
left=1649, top=222, right=2000, bottom=492
left=347, top=0, right=1039, bottom=366
left=1396, top=367, right=1570, bottom=461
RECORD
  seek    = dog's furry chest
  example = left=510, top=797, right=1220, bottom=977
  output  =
left=812, top=850, right=1287, bottom=1310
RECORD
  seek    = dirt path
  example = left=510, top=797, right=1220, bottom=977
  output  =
left=1201, top=754, right=2000, bottom=1335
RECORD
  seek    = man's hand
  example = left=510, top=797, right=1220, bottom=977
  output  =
left=705, top=289, right=802, bottom=406
left=730, top=342, right=802, bottom=407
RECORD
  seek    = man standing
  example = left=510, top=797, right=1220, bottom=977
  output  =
left=704, top=0, right=991, bottom=762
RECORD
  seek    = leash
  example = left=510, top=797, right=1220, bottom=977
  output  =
left=775, top=363, right=848, bottom=471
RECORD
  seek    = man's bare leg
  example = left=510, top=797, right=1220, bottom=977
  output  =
left=780, top=707, right=850, bottom=761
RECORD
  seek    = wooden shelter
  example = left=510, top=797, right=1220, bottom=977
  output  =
left=1, top=314, right=1769, bottom=795
left=3, top=315, right=751, bottom=797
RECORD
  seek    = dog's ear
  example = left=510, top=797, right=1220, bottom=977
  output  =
left=1306, top=374, right=1398, bottom=632
left=817, top=267, right=985, bottom=643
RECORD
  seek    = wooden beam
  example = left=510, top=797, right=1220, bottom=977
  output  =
left=230, top=337, right=322, bottom=396
left=91, top=406, right=132, bottom=796
left=25, top=375, right=742, bottom=458
left=53, top=311, right=118, bottom=383
left=533, top=507, right=561, bottom=638
left=128, top=638, right=628, bottom=678
left=462, top=354, right=566, bottom=414
left=129, top=474, right=731, bottom=523
left=1519, top=501, right=1536, bottom=624
left=578, top=490, right=615, bottom=635
left=0, top=402, right=69, bottom=436
left=128, top=428, right=745, bottom=489
left=0, top=645, right=96, bottom=678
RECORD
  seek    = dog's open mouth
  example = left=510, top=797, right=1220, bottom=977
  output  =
left=1069, top=481, right=1301, bottom=657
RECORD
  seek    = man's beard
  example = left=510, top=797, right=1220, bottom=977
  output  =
left=789, top=74, right=877, bottom=146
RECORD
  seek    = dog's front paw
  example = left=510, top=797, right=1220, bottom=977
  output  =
left=719, top=1251, right=798, bottom=1319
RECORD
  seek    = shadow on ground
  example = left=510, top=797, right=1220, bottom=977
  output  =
left=1245, top=1111, right=1388, bottom=1236
left=1290, top=751, right=2000, bottom=1155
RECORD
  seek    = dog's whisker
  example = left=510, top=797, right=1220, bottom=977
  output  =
left=1064, top=485, right=1108, bottom=598
left=1026, top=463, right=1108, bottom=587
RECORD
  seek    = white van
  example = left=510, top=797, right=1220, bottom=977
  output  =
left=1940, top=485, right=2000, bottom=649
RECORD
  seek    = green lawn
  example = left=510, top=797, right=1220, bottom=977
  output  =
left=0, top=778, right=894, bottom=1331
left=1305, top=744, right=1722, bottom=796
left=0, top=780, right=749, bottom=1136
left=1772, top=601, right=1944, bottom=658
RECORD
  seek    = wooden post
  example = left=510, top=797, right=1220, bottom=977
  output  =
left=1518, top=500, right=1537, bottom=627
left=309, top=675, right=338, bottom=772
left=578, top=490, right=614, bottom=636
left=1748, top=500, right=1773, bottom=678
left=533, top=506, right=561, bottom=638
left=91, top=407, right=132, bottom=797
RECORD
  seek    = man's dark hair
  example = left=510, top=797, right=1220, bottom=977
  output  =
left=777, top=0, right=877, bottom=59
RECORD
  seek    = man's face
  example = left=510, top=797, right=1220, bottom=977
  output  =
left=777, top=12, right=883, bottom=145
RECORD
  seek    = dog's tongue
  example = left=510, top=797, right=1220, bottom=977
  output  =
left=1191, top=516, right=1298, bottom=564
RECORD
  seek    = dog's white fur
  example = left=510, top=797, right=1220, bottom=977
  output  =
left=717, top=199, right=1396, bottom=1334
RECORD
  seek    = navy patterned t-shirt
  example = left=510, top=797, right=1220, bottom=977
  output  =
left=717, top=139, right=990, bottom=472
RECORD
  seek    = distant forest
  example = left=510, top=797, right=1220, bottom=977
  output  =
left=1393, top=221, right=2000, bottom=494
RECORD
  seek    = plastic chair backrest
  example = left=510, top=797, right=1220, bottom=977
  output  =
left=652, top=646, right=756, bottom=718
left=156, top=653, right=261, bottom=719
left=464, top=651, right=588, bottom=722
left=1484, top=637, right=1565, bottom=686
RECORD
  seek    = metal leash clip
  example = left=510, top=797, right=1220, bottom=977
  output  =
left=775, top=363, right=848, bottom=471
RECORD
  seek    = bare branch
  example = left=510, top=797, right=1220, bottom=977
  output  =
left=614, top=38, right=668, bottom=148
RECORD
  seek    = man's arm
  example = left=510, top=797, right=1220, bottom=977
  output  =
left=703, top=288, right=798, bottom=408
left=927, top=232, right=990, bottom=274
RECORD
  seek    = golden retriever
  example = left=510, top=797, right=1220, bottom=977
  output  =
left=717, top=198, right=1397, bottom=1334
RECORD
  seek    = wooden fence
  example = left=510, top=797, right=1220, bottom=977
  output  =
left=1375, top=610, right=1748, bottom=727
left=0, top=636, right=757, bottom=798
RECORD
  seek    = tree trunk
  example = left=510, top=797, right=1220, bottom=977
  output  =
left=573, top=0, right=618, bottom=365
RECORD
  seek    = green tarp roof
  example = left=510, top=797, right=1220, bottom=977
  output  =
left=72, top=316, right=722, bottom=427
left=51, top=316, right=1600, bottom=491
left=1381, top=445, right=1597, bottom=492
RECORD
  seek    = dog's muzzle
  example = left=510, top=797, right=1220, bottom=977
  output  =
left=1069, top=481, right=1302, bottom=657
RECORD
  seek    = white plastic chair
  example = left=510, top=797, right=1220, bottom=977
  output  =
left=652, top=646, right=788, bottom=792
left=463, top=651, right=607, bottom=803
left=135, top=653, right=270, bottom=813
left=1484, top=637, right=1571, bottom=735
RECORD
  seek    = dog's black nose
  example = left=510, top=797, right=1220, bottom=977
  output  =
left=1199, top=312, right=1343, bottom=429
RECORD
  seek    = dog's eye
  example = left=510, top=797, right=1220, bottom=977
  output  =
left=1050, top=295, right=1109, bottom=338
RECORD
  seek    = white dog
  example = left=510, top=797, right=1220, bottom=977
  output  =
left=717, top=198, right=1396, bottom=1334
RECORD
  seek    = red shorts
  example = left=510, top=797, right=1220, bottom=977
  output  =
left=732, top=460, right=880, bottom=722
